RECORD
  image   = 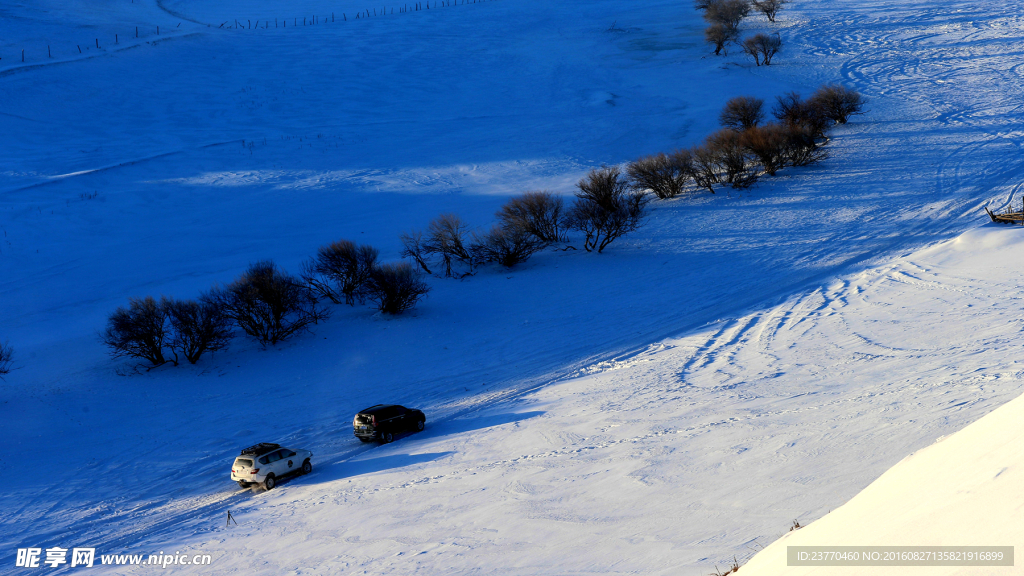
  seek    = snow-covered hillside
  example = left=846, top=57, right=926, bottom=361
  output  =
left=3, top=0, right=1024, bottom=573
left=743, top=354, right=1024, bottom=575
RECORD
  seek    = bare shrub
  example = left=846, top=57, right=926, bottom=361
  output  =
left=809, top=84, right=867, bottom=124
left=771, top=91, right=806, bottom=123
left=568, top=167, right=651, bottom=253
left=576, top=166, right=630, bottom=212
left=425, top=213, right=476, bottom=278
left=626, top=151, right=694, bottom=199
left=704, top=0, right=751, bottom=28
left=741, top=123, right=789, bottom=175
left=164, top=297, right=233, bottom=364
left=705, top=23, right=739, bottom=55
left=719, top=96, right=765, bottom=130
left=496, top=191, right=567, bottom=243
left=782, top=123, right=829, bottom=166
left=689, top=145, right=722, bottom=193
left=301, top=240, right=379, bottom=305
left=366, top=262, right=430, bottom=315
left=742, top=33, right=782, bottom=66
left=772, top=91, right=832, bottom=138
left=102, top=296, right=171, bottom=366
left=0, top=341, right=13, bottom=378
left=752, top=0, right=786, bottom=22
left=210, top=261, right=327, bottom=347
left=706, top=129, right=758, bottom=187
left=472, top=226, right=546, bottom=268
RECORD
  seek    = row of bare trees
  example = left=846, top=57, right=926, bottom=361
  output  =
left=401, top=171, right=651, bottom=273
left=395, top=86, right=865, bottom=271
left=103, top=247, right=432, bottom=368
left=301, top=241, right=429, bottom=314
left=102, top=295, right=234, bottom=367
left=699, top=0, right=786, bottom=62
left=98, top=85, right=863, bottom=371
left=626, top=85, right=865, bottom=196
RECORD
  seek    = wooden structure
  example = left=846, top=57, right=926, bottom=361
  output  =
left=985, top=204, right=1024, bottom=225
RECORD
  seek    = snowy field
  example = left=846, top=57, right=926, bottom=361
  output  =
left=3, top=0, right=1024, bottom=573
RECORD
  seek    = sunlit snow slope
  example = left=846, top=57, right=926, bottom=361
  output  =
left=744, top=357, right=1024, bottom=576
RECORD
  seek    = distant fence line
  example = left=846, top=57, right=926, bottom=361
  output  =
left=1, top=0, right=498, bottom=70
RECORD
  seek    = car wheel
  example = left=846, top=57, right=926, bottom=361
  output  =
left=381, top=431, right=394, bottom=444
left=415, top=419, right=425, bottom=432
left=302, top=459, right=312, bottom=475
left=264, top=474, right=276, bottom=490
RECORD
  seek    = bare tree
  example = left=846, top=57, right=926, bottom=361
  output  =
left=741, top=123, right=789, bottom=175
left=102, top=296, right=171, bottom=367
left=704, top=0, right=751, bottom=28
left=809, top=84, right=867, bottom=124
left=400, top=230, right=433, bottom=275
left=301, top=240, right=379, bottom=305
left=751, top=0, right=786, bottom=22
left=164, top=297, right=233, bottom=364
left=719, top=96, right=765, bottom=130
left=626, top=151, right=694, bottom=199
left=694, top=0, right=714, bottom=10
left=705, top=129, right=758, bottom=187
left=742, top=33, right=782, bottom=66
left=365, top=262, right=431, bottom=314
left=425, top=213, right=476, bottom=278
left=567, top=167, right=651, bottom=253
left=472, top=225, right=546, bottom=268
left=742, top=37, right=762, bottom=66
left=705, top=23, right=739, bottom=55
left=496, top=191, right=567, bottom=243
left=209, top=261, right=327, bottom=347
left=0, top=341, right=13, bottom=379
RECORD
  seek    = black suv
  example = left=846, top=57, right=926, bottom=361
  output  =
left=353, top=404, right=426, bottom=443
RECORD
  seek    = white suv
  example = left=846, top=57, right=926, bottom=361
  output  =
left=231, top=443, right=313, bottom=490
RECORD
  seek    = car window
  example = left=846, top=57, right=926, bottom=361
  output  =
left=285, top=450, right=296, bottom=457
left=265, top=451, right=281, bottom=463
left=258, top=455, right=269, bottom=465
left=235, top=458, right=253, bottom=468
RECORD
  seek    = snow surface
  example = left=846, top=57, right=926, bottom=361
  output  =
left=743, top=364, right=1024, bottom=575
left=3, top=0, right=1024, bottom=573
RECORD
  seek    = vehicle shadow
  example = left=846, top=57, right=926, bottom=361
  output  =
left=423, top=410, right=545, bottom=439
left=315, top=451, right=456, bottom=483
